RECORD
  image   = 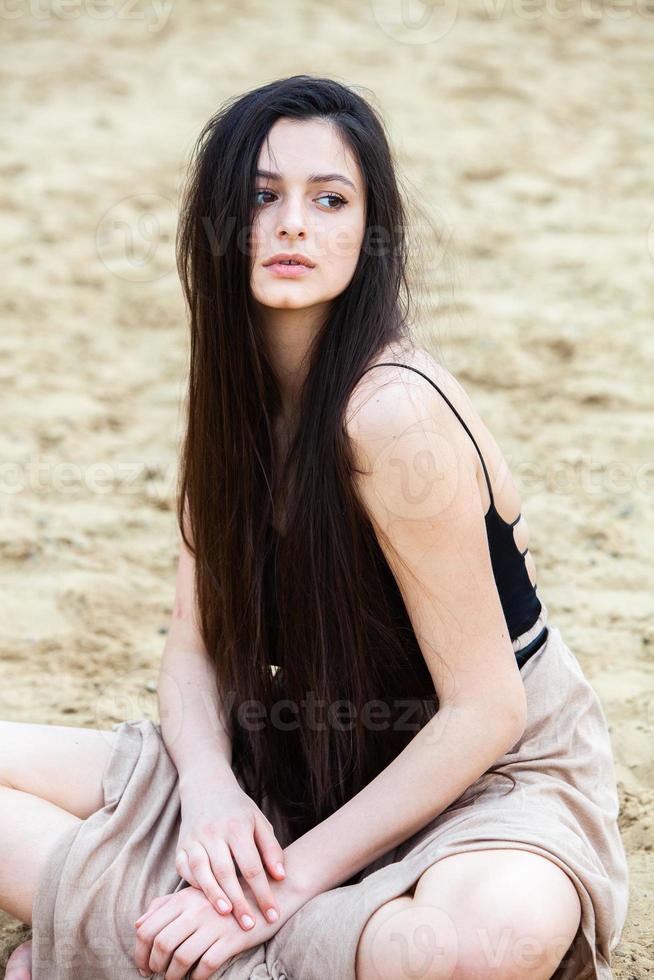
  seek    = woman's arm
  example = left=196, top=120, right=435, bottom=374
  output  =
left=158, top=619, right=237, bottom=794
left=158, top=502, right=237, bottom=793
left=284, top=695, right=522, bottom=898
left=156, top=524, right=292, bottom=927
left=283, top=367, right=529, bottom=901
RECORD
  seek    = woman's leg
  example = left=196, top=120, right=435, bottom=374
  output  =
left=0, top=719, right=118, bottom=924
left=0, top=784, right=80, bottom=924
left=0, top=720, right=117, bottom=819
left=355, top=848, right=582, bottom=980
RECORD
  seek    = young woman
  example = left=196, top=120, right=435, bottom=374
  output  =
left=5, top=75, right=628, bottom=980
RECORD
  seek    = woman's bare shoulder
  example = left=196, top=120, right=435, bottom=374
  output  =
left=351, top=341, right=471, bottom=416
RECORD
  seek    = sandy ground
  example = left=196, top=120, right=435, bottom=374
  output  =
left=1, top=0, right=653, bottom=974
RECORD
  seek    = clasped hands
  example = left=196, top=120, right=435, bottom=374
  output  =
left=133, top=870, right=305, bottom=980
left=132, top=781, right=310, bottom=980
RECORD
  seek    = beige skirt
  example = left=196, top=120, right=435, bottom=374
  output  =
left=31, top=599, right=630, bottom=980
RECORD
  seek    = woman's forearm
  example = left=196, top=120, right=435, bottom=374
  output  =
left=157, top=617, right=238, bottom=795
left=283, top=697, right=526, bottom=901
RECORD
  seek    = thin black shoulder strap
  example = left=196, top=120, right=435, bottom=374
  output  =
left=358, top=361, right=496, bottom=510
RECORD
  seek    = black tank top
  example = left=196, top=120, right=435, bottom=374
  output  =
left=263, top=362, right=543, bottom=665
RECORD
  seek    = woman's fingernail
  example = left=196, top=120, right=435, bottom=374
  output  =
left=217, top=899, right=230, bottom=913
left=139, top=971, right=150, bottom=977
left=276, top=863, right=285, bottom=877
left=241, top=914, right=255, bottom=928
left=266, top=907, right=279, bottom=922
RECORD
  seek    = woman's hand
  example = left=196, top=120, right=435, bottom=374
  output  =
left=133, top=874, right=308, bottom=980
left=175, top=781, right=287, bottom=931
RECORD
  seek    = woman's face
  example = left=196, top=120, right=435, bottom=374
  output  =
left=249, top=117, right=366, bottom=316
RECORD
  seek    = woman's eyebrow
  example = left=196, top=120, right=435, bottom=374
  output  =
left=255, top=168, right=357, bottom=191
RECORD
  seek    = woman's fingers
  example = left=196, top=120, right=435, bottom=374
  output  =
left=175, top=847, right=198, bottom=888
left=188, top=935, right=234, bottom=980
left=165, top=927, right=226, bottom=980
left=177, top=846, right=230, bottom=909
left=134, top=893, right=175, bottom=928
left=184, top=841, right=234, bottom=915
left=144, top=913, right=205, bottom=979
left=253, top=816, right=287, bottom=882
left=194, top=841, right=257, bottom=931
left=133, top=897, right=181, bottom=975
left=227, top=831, right=280, bottom=926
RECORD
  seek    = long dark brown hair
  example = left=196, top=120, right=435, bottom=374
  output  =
left=175, top=74, right=513, bottom=850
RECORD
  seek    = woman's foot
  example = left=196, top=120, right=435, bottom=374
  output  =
left=5, top=937, right=32, bottom=979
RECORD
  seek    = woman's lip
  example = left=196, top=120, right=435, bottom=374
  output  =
left=264, top=262, right=314, bottom=277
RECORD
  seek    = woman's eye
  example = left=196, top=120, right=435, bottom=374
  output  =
left=316, top=193, right=346, bottom=209
left=254, top=189, right=276, bottom=205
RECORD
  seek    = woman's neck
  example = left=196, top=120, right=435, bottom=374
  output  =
left=260, top=304, right=327, bottom=415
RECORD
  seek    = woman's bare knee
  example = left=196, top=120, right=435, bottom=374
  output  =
left=0, top=720, right=117, bottom=819
left=355, top=895, right=427, bottom=980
